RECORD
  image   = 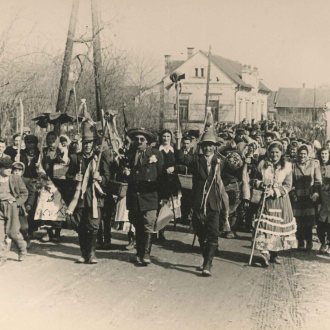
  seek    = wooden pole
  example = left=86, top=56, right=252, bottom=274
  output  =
left=175, top=82, right=181, bottom=150
left=205, top=45, right=212, bottom=117
left=55, top=0, right=79, bottom=135
left=91, top=0, right=105, bottom=121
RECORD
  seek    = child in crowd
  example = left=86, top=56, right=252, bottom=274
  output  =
left=0, top=158, right=29, bottom=264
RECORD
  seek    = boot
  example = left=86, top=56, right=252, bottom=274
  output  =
left=126, top=230, right=135, bottom=250
left=40, top=228, right=53, bottom=242
left=202, top=243, right=218, bottom=277
left=103, top=238, right=111, bottom=250
left=15, top=236, right=27, bottom=262
left=269, top=251, right=281, bottom=264
left=158, top=228, right=166, bottom=241
left=52, top=228, right=61, bottom=243
left=135, top=229, right=145, bottom=265
left=143, top=233, right=153, bottom=264
left=87, top=232, right=98, bottom=264
left=196, top=239, right=206, bottom=271
left=297, top=240, right=305, bottom=251
left=77, top=231, right=88, bottom=263
left=306, top=241, right=313, bottom=252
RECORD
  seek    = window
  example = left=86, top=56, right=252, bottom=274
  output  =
left=195, top=68, right=198, bottom=77
left=201, top=68, right=204, bottom=77
left=179, top=99, right=189, bottom=121
left=209, top=100, right=219, bottom=122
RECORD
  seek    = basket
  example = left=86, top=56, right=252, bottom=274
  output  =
left=108, top=180, right=128, bottom=198
left=178, top=167, right=193, bottom=190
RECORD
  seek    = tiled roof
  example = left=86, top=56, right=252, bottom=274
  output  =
left=275, top=88, right=330, bottom=108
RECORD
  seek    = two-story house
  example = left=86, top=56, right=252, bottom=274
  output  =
left=137, top=48, right=270, bottom=131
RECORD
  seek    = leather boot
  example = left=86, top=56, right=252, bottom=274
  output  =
left=143, top=233, right=153, bottom=264
left=77, top=231, right=88, bottom=263
left=202, top=243, right=218, bottom=277
left=87, top=232, right=98, bottom=264
left=196, top=238, right=206, bottom=271
left=52, top=228, right=61, bottom=243
left=126, top=230, right=135, bottom=250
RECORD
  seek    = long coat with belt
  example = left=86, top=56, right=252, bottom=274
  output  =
left=126, top=146, right=164, bottom=212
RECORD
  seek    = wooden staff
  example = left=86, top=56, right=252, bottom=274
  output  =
left=17, top=98, right=24, bottom=162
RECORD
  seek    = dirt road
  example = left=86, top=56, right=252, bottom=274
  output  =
left=0, top=225, right=329, bottom=330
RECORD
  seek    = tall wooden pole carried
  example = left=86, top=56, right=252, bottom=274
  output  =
left=55, top=0, right=79, bottom=135
left=91, top=0, right=105, bottom=121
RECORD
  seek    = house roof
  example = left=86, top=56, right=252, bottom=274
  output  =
left=275, top=88, right=330, bottom=108
left=162, top=50, right=270, bottom=93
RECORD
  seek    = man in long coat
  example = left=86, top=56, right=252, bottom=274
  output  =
left=178, top=129, right=229, bottom=276
left=126, top=128, right=163, bottom=265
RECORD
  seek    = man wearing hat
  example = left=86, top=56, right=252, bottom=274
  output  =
left=126, top=128, right=163, bottom=265
left=177, top=129, right=229, bottom=276
left=66, top=121, right=111, bottom=264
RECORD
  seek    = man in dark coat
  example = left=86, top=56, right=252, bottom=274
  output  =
left=126, top=128, right=163, bottom=265
left=177, top=129, right=229, bottom=276
left=66, top=121, right=111, bottom=264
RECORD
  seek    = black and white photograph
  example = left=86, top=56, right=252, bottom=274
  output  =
left=0, top=0, right=329, bottom=329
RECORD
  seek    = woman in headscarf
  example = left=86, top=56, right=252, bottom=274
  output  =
left=317, top=147, right=330, bottom=254
left=253, top=141, right=297, bottom=266
left=291, top=144, right=321, bottom=251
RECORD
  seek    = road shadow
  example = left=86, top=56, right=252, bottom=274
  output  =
left=283, top=249, right=330, bottom=264
left=154, top=238, right=201, bottom=255
left=151, top=257, right=201, bottom=276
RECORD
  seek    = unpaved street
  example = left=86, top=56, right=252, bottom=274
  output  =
left=0, top=225, right=329, bottom=330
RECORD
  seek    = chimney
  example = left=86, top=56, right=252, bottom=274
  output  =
left=164, top=55, right=171, bottom=75
left=187, top=47, right=194, bottom=59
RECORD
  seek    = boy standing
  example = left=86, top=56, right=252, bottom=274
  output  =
left=0, top=158, right=28, bottom=264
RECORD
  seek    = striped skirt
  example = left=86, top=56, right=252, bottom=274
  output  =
left=255, top=194, right=297, bottom=252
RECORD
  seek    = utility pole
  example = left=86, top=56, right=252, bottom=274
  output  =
left=55, top=0, right=79, bottom=135
left=205, top=45, right=211, bottom=117
left=91, top=0, right=105, bottom=121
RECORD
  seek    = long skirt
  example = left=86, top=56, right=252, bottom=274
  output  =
left=255, top=194, right=297, bottom=252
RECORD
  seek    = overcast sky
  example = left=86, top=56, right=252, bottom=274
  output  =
left=2, top=0, right=330, bottom=90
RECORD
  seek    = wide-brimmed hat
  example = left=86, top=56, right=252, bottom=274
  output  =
left=12, top=161, right=25, bottom=172
left=199, top=129, right=218, bottom=145
left=127, top=128, right=155, bottom=143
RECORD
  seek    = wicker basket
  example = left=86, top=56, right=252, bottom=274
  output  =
left=178, top=167, right=192, bottom=190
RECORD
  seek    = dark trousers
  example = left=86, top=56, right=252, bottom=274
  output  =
left=192, top=209, right=220, bottom=246
left=317, top=221, right=330, bottom=245
left=129, top=209, right=157, bottom=258
left=296, top=219, right=313, bottom=242
left=75, top=207, right=101, bottom=259
left=97, top=197, right=115, bottom=244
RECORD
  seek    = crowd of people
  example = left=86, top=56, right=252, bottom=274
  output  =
left=0, top=118, right=329, bottom=277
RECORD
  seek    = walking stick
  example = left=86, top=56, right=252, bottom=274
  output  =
left=170, top=195, right=177, bottom=230
left=192, top=233, right=196, bottom=247
left=248, top=189, right=268, bottom=266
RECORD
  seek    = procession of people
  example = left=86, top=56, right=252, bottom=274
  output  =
left=0, top=112, right=329, bottom=278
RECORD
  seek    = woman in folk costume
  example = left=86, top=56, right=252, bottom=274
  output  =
left=177, top=128, right=229, bottom=276
left=317, top=148, right=330, bottom=254
left=253, top=141, right=297, bottom=266
left=291, top=144, right=321, bottom=251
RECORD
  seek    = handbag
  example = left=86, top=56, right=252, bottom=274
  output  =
left=250, top=189, right=263, bottom=204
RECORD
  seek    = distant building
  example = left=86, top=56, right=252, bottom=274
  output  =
left=137, top=48, right=270, bottom=131
left=269, top=87, right=330, bottom=122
